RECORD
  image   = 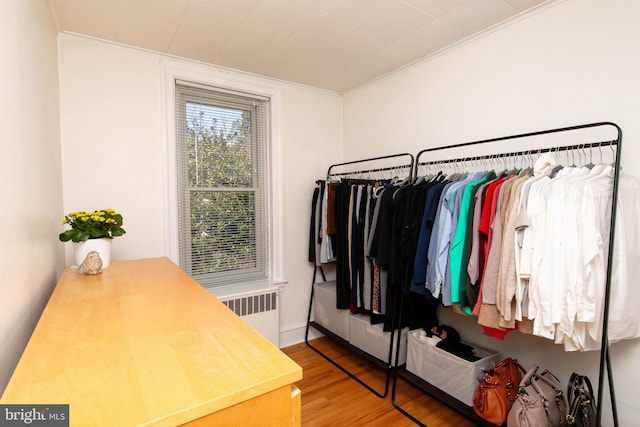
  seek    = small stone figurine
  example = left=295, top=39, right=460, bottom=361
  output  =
left=78, top=251, right=103, bottom=275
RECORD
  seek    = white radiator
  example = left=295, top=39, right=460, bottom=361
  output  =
left=215, top=287, right=280, bottom=347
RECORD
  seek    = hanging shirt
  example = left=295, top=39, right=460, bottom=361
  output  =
left=534, top=167, right=589, bottom=340
left=426, top=179, right=459, bottom=299
left=449, top=172, right=493, bottom=313
left=439, top=176, right=471, bottom=305
left=472, top=175, right=508, bottom=316
left=482, top=174, right=518, bottom=305
left=495, top=173, right=531, bottom=329
left=477, top=174, right=520, bottom=336
left=513, top=154, right=556, bottom=322
left=522, top=172, right=555, bottom=338
left=465, top=179, right=494, bottom=311
left=467, top=178, right=494, bottom=287
left=607, top=171, right=640, bottom=343
left=411, top=179, right=447, bottom=295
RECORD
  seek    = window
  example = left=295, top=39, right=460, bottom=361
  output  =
left=175, top=80, right=271, bottom=287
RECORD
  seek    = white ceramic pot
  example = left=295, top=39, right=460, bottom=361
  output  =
left=73, top=238, right=112, bottom=268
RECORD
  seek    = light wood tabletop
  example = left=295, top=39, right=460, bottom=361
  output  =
left=1, top=257, right=302, bottom=426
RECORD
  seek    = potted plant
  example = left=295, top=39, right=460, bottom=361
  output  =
left=59, top=208, right=126, bottom=268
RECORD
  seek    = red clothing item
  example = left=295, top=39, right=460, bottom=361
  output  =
left=481, top=324, right=517, bottom=340
left=326, top=183, right=339, bottom=235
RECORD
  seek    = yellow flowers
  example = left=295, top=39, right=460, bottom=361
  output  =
left=59, top=208, right=126, bottom=243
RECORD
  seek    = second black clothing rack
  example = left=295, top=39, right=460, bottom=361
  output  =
left=305, top=152, right=415, bottom=398
left=391, top=121, right=622, bottom=427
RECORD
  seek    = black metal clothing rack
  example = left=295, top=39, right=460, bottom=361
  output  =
left=325, top=154, right=415, bottom=179
left=305, top=152, right=415, bottom=398
left=390, top=122, right=622, bottom=427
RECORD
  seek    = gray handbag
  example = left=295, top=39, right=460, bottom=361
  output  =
left=507, top=365, right=569, bottom=427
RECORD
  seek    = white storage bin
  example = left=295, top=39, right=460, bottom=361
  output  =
left=406, top=329, right=500, bottom=406
left=348, top=313, right=408, bottom=365
left=313, top=281, right=350, bottom=341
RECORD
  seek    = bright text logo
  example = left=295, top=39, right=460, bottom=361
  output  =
left=0, top=405, right=68, bottom=427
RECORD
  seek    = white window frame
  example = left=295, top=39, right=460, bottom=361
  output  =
left=161, top=59, right=285, bottom=288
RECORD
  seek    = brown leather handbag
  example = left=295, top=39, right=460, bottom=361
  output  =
left=473, top=357, right=526, bottom=426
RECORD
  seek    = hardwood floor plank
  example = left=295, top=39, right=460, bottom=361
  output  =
left=282, top=337, right=479, bottom=427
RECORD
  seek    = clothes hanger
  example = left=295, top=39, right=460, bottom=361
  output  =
left=583, top=144, right=595, bottom=169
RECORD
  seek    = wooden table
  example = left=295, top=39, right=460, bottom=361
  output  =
left=1, top=257, right=302, bottom=426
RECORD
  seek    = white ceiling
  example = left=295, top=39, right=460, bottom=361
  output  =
left=48, top=0, right=551, bottom=92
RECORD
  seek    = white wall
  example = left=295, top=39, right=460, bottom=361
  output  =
left=58, top=36, right=165, bottom=263
left=279, top=85, right=342, bottom=345
left=342, top=0, right=640, bottom=425
left=0, top=0, right=63, bottom=394
left=57, top=35, right=343, bottom=347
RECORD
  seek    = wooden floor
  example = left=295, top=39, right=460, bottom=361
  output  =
left=282, top=337, right=478, bottom=427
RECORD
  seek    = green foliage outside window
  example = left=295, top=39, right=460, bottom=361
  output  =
left=186, top=108, right=257, bottom=275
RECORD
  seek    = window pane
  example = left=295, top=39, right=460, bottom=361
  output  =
left=185, top=102, right=253, bottom=188
left=189, top=190, right=256, bottom=275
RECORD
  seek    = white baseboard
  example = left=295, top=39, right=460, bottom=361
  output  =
left=279, top=323, right=324, bottom=348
